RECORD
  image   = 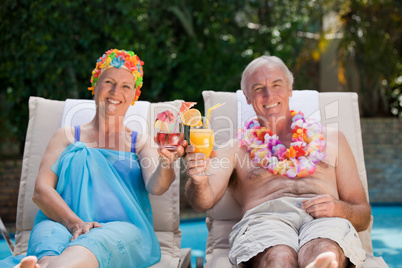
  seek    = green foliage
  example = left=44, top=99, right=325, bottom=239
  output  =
left=338, top=0, right=401, bottom=116
left=0, top=0, right=400, bottom=154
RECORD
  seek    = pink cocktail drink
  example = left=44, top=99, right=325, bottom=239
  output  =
left=156, top=132, right=184, bottom=150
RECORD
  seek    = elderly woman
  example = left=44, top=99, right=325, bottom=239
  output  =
left=12, top=49, right=185, bottom=268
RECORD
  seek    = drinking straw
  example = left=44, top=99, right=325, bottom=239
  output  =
left=206, top=102, right=226, bottom=128
left=169, top=107, right=181, bottom=133
left=171, top=117, right=178, bottom=133
left=171, top=109, right=183, bottom=133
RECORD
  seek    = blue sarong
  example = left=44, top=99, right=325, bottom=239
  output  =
left=1, top=142, right=161, bottom=268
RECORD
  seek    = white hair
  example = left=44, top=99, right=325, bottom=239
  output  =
left=240, top=56, right=294, bottom=91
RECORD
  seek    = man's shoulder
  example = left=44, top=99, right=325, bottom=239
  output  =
left=216, top=137, right=247, bottom=157
left=321, top=126, right=348, bottom=167
left=322, top=125, right=342, bottom=136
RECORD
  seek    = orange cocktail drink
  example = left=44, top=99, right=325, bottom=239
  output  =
left=190, top=128, right=214, bottom=158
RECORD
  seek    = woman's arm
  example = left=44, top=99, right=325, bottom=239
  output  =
left=138, top=135, right=186, bottom=196
left=33, top=128, right=101, bottom=240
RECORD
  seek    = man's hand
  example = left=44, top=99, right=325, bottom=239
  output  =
left=185, top=144, right=217, bottom=179
left=69, top=221, right=102, bottom=241
left=301, top=194, right=341, bottom=218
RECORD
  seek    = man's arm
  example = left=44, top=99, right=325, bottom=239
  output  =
left=185, top=144, right=236, bottom=211
left=302, top=130, right=371, bottom=231
left=334, top=131, right=371, bottom=231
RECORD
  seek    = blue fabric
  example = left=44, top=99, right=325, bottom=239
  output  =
left=74, top=125, right=80, bottom=142
left=1, top=142, right=161, bottom=268
left=131, top=131, right=138, bottom=153
left=74, top=125, right=137, bottom=153
left=0, top=255, right=25, bottom=266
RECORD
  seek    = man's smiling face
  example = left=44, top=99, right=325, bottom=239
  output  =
left=244, top=64, right=293, bottom=125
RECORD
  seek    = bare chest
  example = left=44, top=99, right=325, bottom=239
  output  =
left=231, top=148, right=338, bottom=210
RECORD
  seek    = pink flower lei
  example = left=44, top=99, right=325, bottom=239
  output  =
left=238, top=111, right=327, bottom=178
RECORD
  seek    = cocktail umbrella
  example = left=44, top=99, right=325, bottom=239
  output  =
left=167, top=102, right=196, bottom=132
left=157, top=110, right=175, bottom=123
left=172, top=102, right=197, bottom=133
left=179, top=102, right=197, bottom=115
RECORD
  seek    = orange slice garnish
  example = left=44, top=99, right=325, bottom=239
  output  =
left=180, top=108, right=202, bottom=126
left=153, top=120, right=169, bottom=132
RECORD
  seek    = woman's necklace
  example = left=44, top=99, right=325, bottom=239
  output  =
left=238, top=111, right=327, bottom=178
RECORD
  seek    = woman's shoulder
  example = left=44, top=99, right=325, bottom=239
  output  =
left=41, top=127, right=75, bottom=165
left=49, top=127, right=76, bottom=154
left=52, top=127, right=75, bottom=145
left=131, top=131, right=152, bottom=154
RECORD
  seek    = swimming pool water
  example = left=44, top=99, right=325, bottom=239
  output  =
left=1, top=206, right=401, bottom=267
left=179, top=219, right=209, bottom=266
left=0, top=236, right=14, bottom=260
left=370, top=206, right=402, bottom=268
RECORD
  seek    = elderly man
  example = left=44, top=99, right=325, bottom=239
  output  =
left=185, top=56, right=370, bottom=268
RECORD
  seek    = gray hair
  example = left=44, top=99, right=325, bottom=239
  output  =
left=240, top=56, right=294, bottom=91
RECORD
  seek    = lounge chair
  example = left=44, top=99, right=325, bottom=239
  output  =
left=201, top=90, right=388, bottom=267
left=3, top=96, right=191, bottom=268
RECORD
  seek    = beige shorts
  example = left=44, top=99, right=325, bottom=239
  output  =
left=228, top=197, right=366, bottom=267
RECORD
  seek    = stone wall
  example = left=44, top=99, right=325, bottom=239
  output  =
left=0, top=159, right=21, bottom=224
left=0, top=118, right=400, bottom=225
left=361, top=118, right=402, bottom=204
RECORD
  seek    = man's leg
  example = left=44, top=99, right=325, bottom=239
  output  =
left=305, top=252, right=338, bottom=268
left=241, top=245, right=298, bottom=268
left=298, top=238, right=348, bottom=268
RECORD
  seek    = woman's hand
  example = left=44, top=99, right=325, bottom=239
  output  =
left=69, top=221, right=102, bottom=241
left=144, top=140, right=188, bottom=195
left=156, top=139, right=188, bottom=166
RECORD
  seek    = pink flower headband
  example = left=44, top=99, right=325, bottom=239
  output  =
left=88, top=49, right=144, bottom=105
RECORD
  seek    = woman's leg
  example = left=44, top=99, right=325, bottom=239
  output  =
left=37, top=256, right=56, bottom=267
left=16, top=246, right=98, bottom=268
left=14, top=256, right=40, bottom=268
left=45, top=245, right=98, bottom=268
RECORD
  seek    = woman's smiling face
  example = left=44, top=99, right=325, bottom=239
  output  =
left=94, top=67, right=136, bottom=116
left=244, top=64, right=293, bottom=124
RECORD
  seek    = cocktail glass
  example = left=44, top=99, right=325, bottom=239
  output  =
left=190, top=117, right=215, bottom=175
left=156, top=123, right=184, bottom=150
